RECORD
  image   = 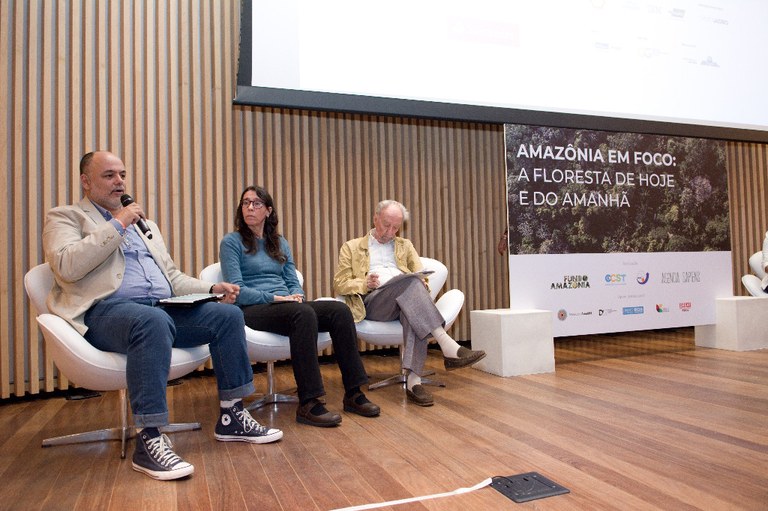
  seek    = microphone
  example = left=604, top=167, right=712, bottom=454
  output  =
left=120, top=194, right=153, bottom=239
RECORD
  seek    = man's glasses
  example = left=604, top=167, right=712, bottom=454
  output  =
left=241, top=199, right=266, bottom=209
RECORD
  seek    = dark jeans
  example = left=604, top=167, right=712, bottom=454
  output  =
left=241, top=300, right=368, bottom=403
left=84, top=297, right=255, bottom=428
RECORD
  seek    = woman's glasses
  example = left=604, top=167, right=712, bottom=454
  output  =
left=241, top=199, right=266, bottom=209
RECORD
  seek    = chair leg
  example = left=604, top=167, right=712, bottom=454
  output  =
left=246, top=361, right=299, bottom=410
left=120, top=388, right=129, bottom=458
left=42, top=389, right=133, bottom=457
left=42, top=388, right=202, bottom=459
left=367, top=345, right=407, bottom=390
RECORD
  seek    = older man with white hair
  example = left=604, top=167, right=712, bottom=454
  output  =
left=334, top=200, right=485, bottom=406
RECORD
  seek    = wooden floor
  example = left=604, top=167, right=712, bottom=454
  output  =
left=1, top=328, right=767, bottom=511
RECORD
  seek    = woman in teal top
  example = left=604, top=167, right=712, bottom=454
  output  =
left=220, top=186, right=380, bottom=427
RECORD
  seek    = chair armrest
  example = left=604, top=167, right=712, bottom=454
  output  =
left=435, top=289, right=465, bottom=330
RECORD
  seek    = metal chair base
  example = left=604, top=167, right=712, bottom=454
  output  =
left=246, top=392, right=298, bottom=410
left=367, top=371, right=445, bottom=390
left=367, top=346, right=445, bottom=390
left=41, top=389, right=201, bottom=459
left=246, top=361, right=299, bottom=410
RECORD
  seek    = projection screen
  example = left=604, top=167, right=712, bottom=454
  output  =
left=236, top=0, right=768, bottom=143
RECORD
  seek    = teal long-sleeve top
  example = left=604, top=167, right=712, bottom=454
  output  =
left=219, top=232, right=303, bottom=306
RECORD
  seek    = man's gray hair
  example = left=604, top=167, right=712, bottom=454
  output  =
left=376, top=200, right=409, bottom=222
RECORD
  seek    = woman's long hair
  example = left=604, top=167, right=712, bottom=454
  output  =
left=234, top=186, right=286, bottom=263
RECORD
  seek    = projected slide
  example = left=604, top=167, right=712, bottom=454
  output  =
left=503, top=124, right=732, bottom=336
left=247, top=0, right=768, bottom=132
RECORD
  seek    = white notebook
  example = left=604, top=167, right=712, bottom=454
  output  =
left=158, top=293, right=224, bottom=307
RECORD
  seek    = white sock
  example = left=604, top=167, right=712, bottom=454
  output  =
left=431, top=326, right=460, bottom=358
left=220, top=399, right=239, bottom=408
left=406, top=371, right=422, bottom=390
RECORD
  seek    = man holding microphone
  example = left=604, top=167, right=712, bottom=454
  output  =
left=42, top=151, right=282, bottom=481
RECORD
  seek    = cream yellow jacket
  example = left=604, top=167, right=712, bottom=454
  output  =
left=333, top=234, right=426, bottom=322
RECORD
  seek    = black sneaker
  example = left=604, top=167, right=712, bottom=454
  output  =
left=215, top=401, right=283, bottom=444
left=132, top=428, right=194, bottom=481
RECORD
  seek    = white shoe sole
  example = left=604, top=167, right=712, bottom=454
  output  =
left=214, top=429, right=283, bottom=444
left=132, top=461, right=194, bottom=481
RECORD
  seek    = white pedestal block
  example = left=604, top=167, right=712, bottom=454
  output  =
left=694, top=297, right=768, bottom=351
left=470, top=308, right=555, bottom=377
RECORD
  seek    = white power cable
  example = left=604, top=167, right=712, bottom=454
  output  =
left=330, top=477, right=494, bottom=511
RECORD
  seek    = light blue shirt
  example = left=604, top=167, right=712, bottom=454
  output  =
left=92, top=201, right=172, bottom=300
left=219, top=232, right=303, bottom=306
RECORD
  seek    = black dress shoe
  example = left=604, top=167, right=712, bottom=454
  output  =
left=405, top=384, right=434, bottom=406
left=444, top=347, right=487, bottom=371
left=343, top=391, right=381, bottom=417
left=296, top=399, right=342, bottom=427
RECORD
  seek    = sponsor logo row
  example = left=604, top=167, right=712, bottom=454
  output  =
left=557, top=301, right=693, bottom=321
left=552, top=271, right=701, bottom=290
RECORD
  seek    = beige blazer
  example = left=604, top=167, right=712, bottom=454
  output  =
left=42, top=197, right=213, bottom=335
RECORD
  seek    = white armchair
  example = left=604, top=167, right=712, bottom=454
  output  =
left=742, top=251, right=768, bottom=297
left=742, top=275, right=766, bottom=297
left=24, top=263, right=210, bottom=458
left=354, top=257, right=465, bottom=390
left=741, top=250, right=766, bottom=297
left=200, top=263, right=332, bottom=410
left=748, top=251, right=766, bottom=279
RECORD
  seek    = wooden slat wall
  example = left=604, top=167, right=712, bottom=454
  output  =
left=0, top=0, right=508, bottom=398
left=727, top=142, right=768, bottom=286
left=0, top=0, right=764, bottom=398
left=231, top=111, right=509, bottom=334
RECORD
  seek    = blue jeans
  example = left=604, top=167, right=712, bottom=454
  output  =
left=84, top=297, right=255, bottom=428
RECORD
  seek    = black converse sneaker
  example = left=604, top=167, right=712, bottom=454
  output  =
left=215, top=401, right=283, bottom=444
left=132, top=428, right=194, bottom=481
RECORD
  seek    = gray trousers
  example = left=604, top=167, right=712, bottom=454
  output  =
left=363, top=274, right=445, bottom=374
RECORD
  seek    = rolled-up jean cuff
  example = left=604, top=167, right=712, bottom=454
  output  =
left=134, top=411, right=169, bottom=429
left=219, top=381, right=256, bottom=401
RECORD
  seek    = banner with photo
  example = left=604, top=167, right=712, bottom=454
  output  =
left=504, top=124, right=732, bottom=337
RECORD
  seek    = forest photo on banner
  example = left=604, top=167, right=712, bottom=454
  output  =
left=504, top=124, right=732, bottom=336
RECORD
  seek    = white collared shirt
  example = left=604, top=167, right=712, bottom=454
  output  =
left=368, top=233, right=403, bottom=285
